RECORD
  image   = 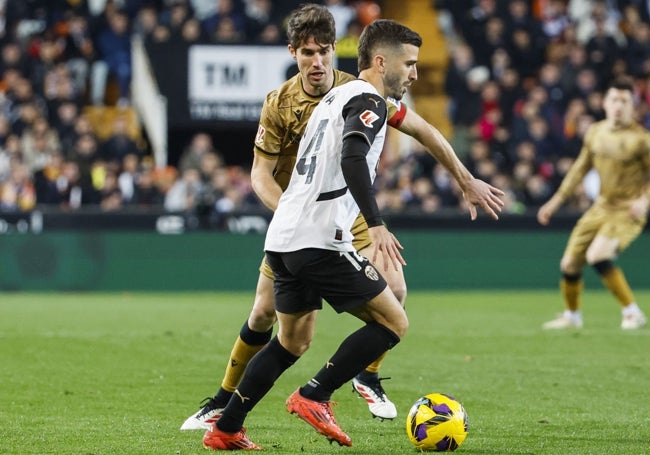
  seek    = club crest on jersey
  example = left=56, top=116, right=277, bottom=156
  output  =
left=364, top=264, right=379, bottom=281
left=359, top=110, right=380, bottom=127
left=254, top=125, right=266, bottom=145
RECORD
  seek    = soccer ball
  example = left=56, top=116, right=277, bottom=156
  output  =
left=405, top=393, right=469, bottom=451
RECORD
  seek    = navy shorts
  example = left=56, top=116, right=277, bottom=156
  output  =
left=265, top=248, right=387, bottom=314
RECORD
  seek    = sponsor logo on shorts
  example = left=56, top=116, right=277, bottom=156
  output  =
left=365, top=264, right=379, bottom=281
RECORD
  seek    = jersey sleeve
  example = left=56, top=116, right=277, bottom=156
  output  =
left=386, top=96, right=407, bottom=128
left=253, top=91, right=283, bottom=158
left=341, top=93, right=388, bottom=145
left=556, top=123, right=596, bottom=200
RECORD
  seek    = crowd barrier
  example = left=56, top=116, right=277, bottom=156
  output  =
left=0, top=209, right=646, bottom=291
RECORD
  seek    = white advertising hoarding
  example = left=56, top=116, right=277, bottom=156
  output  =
left=188, top=45, right=296, bottom=121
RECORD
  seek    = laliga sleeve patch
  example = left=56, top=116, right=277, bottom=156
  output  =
left=359, top=110, right=380, bottom=127
left=254, top=124, right=266, bottom=145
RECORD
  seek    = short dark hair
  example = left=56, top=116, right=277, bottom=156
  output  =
left=357, top=20, right=422, bottom=71
left=607, top=76, right=635, bottom=93
left=286, top=4, right=335, bottom=49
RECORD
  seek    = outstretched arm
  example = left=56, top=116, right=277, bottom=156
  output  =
left=396, top=109, right=505, bottom=220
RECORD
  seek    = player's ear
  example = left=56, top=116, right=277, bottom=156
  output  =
left=375, top=54, right=386, bottom=74
left=331, top=41, right=337, bottom=52
left=288, top=44, right=297, bottom=60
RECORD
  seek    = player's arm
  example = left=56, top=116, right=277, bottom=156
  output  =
left=251, top=152, right=282, bottom=211
left=340, top=93, right=405, bottom=271
left=251, top=92, right=284, bottom=211
left=538, top=127, right=595, bottom=225
left=396, top=108, right=504, bottom=220
left=629, top=132, right=650, bottom=220
left=341, top=134, right=405, bottom=271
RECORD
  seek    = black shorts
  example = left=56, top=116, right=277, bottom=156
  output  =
left=265, top=248, right=387, bottom=314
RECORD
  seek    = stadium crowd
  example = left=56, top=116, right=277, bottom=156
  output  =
left=0, top=0, right=648, bottom=223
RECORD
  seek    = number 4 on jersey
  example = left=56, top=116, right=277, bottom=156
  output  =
left=296, top=119, right=329, bottom=184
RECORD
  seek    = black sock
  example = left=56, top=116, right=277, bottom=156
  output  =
left=355, top=369, right=379, bottom=383
left=217, top=337, right=298, bottom=433
left=239, top=321, right=273, bottom=345
left=213, top=388, right=233, bottom=408
left=301, top=322, right=399, bottom=402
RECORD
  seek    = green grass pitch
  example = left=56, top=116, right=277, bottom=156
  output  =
left=1, top=291, right=649, bottom=454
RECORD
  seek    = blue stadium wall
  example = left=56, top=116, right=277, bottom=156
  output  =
left=1, top=229, right=647, bottom=291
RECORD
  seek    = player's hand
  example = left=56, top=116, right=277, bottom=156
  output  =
left=461, top=178, right=505, bottom=221
left=537, top=195, right=564, bottom=226
left=368, top=225, right=406, bottom=272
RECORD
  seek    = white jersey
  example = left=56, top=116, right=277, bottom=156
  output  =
left=264, top=79, right=388, bottom=253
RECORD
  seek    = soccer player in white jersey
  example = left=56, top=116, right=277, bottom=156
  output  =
left=183, top=3, right=505, bottom=433
left=202, top=19, right=425, bottom=451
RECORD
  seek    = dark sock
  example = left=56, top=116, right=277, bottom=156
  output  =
left=301, top=322, right=399, bottom=402
left=355, top=369, right=379, bottom=382
left=217, top=337, right=298, bottom=433
left=212, top=388, right=233, bottom=408
left=239, top=322, right=273, bottom=345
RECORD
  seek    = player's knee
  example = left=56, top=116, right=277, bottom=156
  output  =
left=585, top=249, right=614, bottom=267
left=248, top=299, right=277, bottom=332
left=560, top=256, right=581, bottom=275
left=388, top=311, right=409, bottom=338
left=278, top=334, right=311, bottom=356
left=389, top=283, right=407, bottom=306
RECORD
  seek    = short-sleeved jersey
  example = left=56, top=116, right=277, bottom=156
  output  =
left=253, top=69, right=407, bottom=192
left=557, top=120, right=650, bottom=208
left=264, top=79, right=388, bottom=253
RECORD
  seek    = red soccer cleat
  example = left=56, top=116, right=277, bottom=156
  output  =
left=286, top=388, right=352, bottom=447
left=202, top=421, right=262, bottom=451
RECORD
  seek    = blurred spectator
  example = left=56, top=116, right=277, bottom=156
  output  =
left=444, top=43, right=476, bottom=121
left=256, top=22, right=281, bottom=44
left=100, top=115, right=141, bottom=164
left=571, top=0, right=624, bottom=45
left=133, top=164, right=164, bottom=206
left=21, top=116, right=60, bottom=173
left=584, top=15, right=621, bottom=86
left=474, top=16, right=507, bottom=67
left=164, top=0, right=193, bottom=40
left=181, top=17, right=204, bottom=43
left=99, top=168, right=123, bottom=211
left=164, top=166, right=203, bottom=212
left=541, top=0, right=571, bottom=40
left=177, top=132, right=220, bottom=172
left=69, top=132, right=101, bottom=201
left=201, top=0, right=246, bottom=41
left=324, top=0, right=357, bottom=39
left=133, top=4, right=160, bottom=40
left=508, top=27, right=544, bottom=79
left=56, top=160, right=86, bottom=209
left=355, top=1, right=380, bottom=27
left=243, top=0, right=276, bottom=43
left=91, top=10, right=131, bottom=106
left=117, top=152, right=139, bottom=204
left=0, top=41, right=29, bottom=76
left=51, top=100, right=78, bottom=148
left=59, top=13, right=95, bottom=96
left=336, top=19, right=362, bottom=75
left=0, top=162, right=35, bottom=211
left=33, top=150, right=64, bottom=204
left=624, top=21, right=650, bottom=77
